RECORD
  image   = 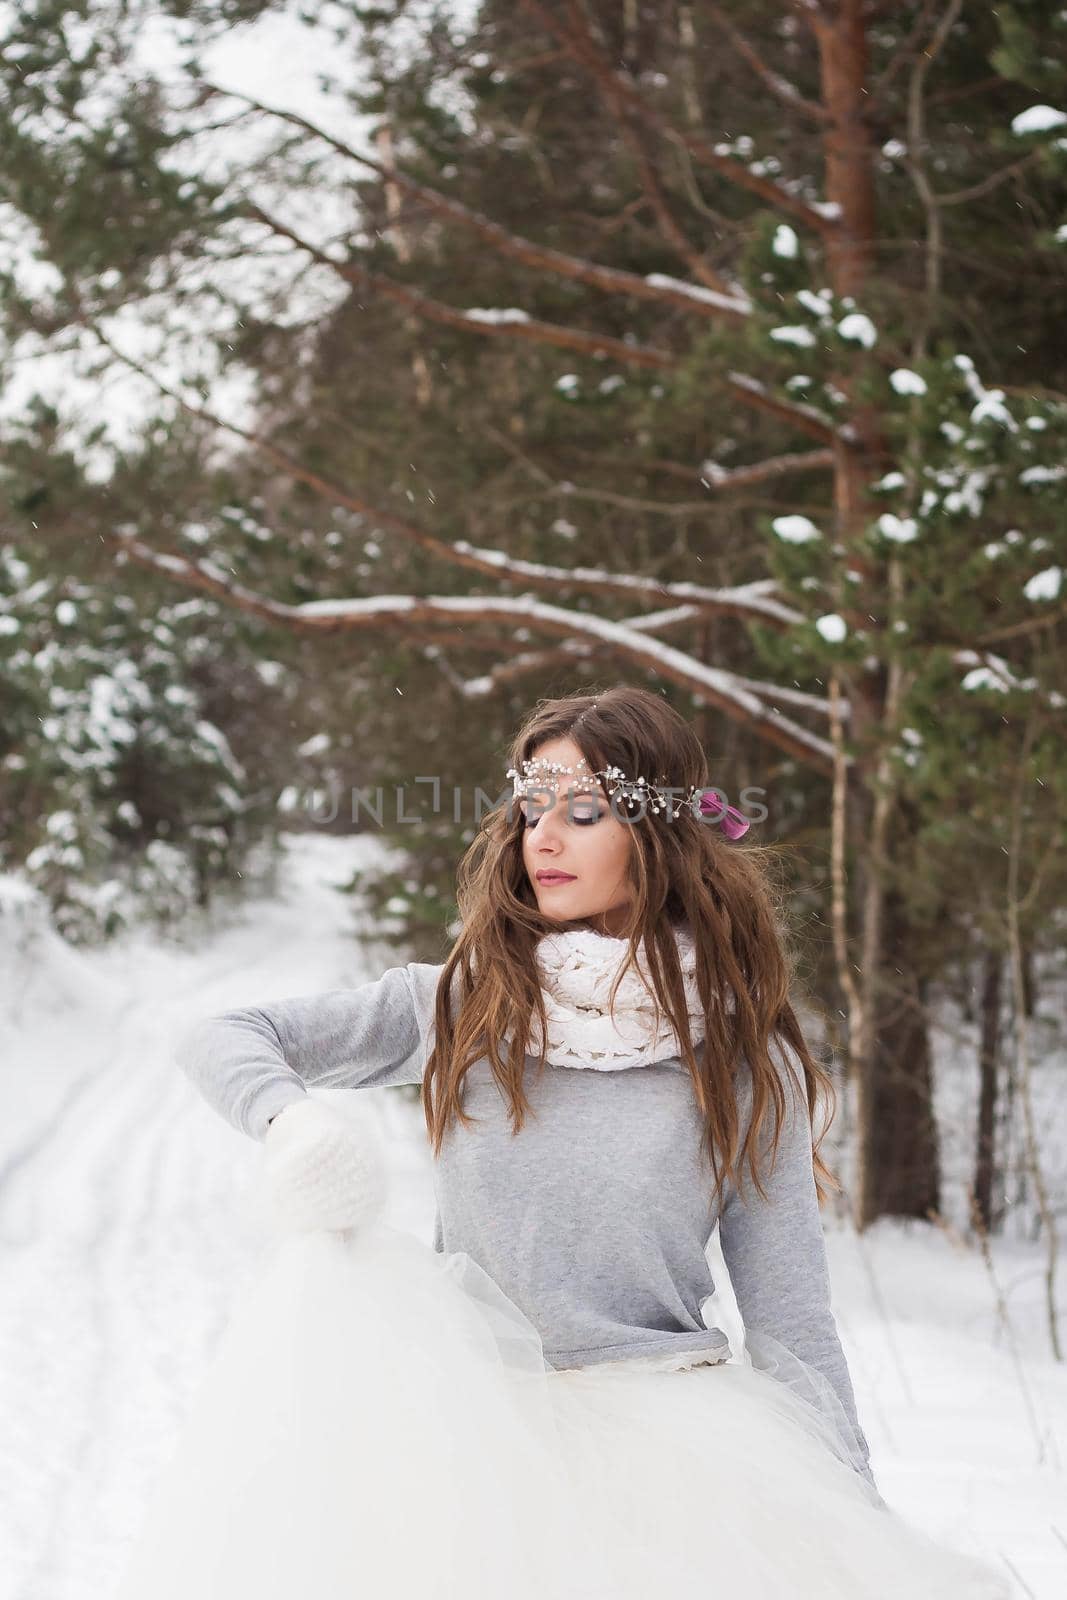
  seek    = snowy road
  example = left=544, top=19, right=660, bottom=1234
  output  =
left=1, top=832, right=1063, bottom=1599
left=1, top=833, right=435, bottom=1600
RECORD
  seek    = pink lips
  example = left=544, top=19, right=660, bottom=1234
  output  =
left=536, top=871, right=576, bottom=884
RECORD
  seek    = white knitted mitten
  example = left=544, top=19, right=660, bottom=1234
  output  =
left=262, top=1097, right=389, bottom=1235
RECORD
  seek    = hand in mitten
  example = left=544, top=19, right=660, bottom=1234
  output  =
left=262, top=1097, right=388, bottom=1236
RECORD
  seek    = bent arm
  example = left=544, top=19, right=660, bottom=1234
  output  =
left=718, top=1039, right=879, bottom=1494
left=174, top=964, right=428, bottom=1142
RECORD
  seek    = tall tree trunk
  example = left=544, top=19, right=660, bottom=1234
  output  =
left=865, top=881, right=941, bottom=1219
left=973, top=947, right=1003, bottom=1232
left=842, top=751, right=941, bottom=1224
left=817, top=0, right=876, bottom=293
left=1020, top=939, right=1036, bottom=1019
left=813, top=1, right=940, bottom=1226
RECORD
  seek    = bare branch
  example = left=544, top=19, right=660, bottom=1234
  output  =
left=114, top=533, right=847, bottom=774
left=926, top=73, right=1006, bottom=110
left=519, top=0, right=840, bottom=236
left=704, top=3, right=830, bottom=124
left=246, top=203, right=675, bottom=371
left=484, top=424, right=833, bottom=515
left=975, top=606, right=1067, bottom=645
left=669, top=139, right=748, bottom=237
left=524, top=41, right=747, bottom=298
left=200, top=80, right=750, bottom=322
left=937, top=149, right=1046, bottom=207
left=561, top=445, right=835, bottom=488
left=869, top=0, right=942, bottom=109
left=616, top=113, right=743, bottom=295
left=903, top=0, right=967, bottom=360
left=377, top=123, right=433, bottom=407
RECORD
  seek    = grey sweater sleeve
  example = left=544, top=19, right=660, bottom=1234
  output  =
left=718, top=1039, right=879, bottom=1494
left=174, top=963, right=432, bottom=1142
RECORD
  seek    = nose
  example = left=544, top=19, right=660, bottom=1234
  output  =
left=527, top=799, right=565, bottom=853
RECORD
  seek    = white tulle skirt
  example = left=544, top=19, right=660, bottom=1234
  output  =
left=114, top=1218, right=1011, bottom=1599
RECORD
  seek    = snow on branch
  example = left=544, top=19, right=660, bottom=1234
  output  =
left=88, top=321, right=808, bottom=636
left=725, top=372, right=855, bottom=445
left=448, top=543, right=806, bottom=628
left=699, top=447, right=836, bottom=489
left=734, top=674, right=852, bottom=719
left=641, top=274, right=751, bottom=318
left=245, top=204, right=675, bottom=372
left=450, top=599, right=852, bottom=744
left=114, top=533, right=845, bottom=775
left=449, top=603, right=707, bottom=696
left=455, top=608, right=851, bottom=725
left=953, top=650, right=1066, bottom=709
left=201, top=84, right=751, bottom=323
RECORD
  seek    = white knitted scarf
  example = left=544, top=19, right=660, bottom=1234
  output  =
left=525, top=923, right=705, bottom=1070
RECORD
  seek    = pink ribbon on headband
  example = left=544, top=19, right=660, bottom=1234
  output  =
left=697, top=789, right=751, bottom=839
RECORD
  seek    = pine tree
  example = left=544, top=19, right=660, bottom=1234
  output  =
left=1, top=1, right=1064, bottom=1224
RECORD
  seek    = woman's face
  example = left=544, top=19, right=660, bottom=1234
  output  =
left=518, top=736, right=635, bottom=937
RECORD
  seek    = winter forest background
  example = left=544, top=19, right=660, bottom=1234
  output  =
left=1, top=2, right=1066, bottom=1596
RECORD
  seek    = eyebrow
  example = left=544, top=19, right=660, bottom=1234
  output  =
left=519, top=789, right=605, bottom=804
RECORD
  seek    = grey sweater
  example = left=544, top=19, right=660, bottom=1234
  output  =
left=175, top=959, right=876, bottom=1488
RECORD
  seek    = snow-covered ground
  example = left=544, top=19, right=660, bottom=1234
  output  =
left=1, top=831, right=1063, bottom=1599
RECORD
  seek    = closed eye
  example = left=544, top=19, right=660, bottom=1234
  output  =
left=521, top=808, right=603, bottom=829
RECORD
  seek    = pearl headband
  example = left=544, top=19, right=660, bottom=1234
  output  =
left=506, top=755, right=750, bottom=838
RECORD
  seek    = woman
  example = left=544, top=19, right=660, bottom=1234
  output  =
left=116, top=686, right=1010, bottom=1598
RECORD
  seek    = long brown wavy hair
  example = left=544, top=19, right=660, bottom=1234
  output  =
left=421, top=683, right=842, bottom=1211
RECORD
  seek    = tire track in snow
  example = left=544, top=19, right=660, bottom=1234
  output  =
left=4, top=835, right=396, bottom=1600
left=11, top=941, right=297, bottom=1599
